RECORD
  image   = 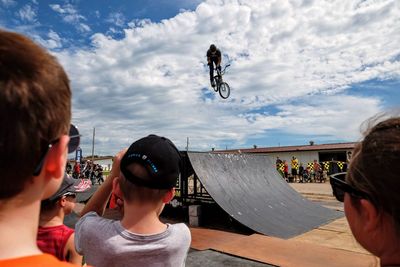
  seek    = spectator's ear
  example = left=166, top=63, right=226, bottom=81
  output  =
left=162, top=188, right=175, bottom=204
left=59, top=196, right=67, bottom=207
left=359, top=199, right=379, bottom=233
left=44, top=135, right=69, bottom=181
left=39, top=135, right=69, bottom=199
left=112, top=176, right=123, bottom=200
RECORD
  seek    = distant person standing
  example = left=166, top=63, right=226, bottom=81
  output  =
left=283, top=160, right=289, bottom=181
left=207, top=44, right=222, bottom=88
left=298, top=163, right=304, bottom=183
left=73, top=161, right=80, bottom=179
left=275, top=157, right=284, bottom=178
left=291, top=156, right=299, bottom=182
left=312, top=159, right=321, bottom=182
left=65, top=162, right=72, bottom=175
left=276, top=157, right=282, bottom=167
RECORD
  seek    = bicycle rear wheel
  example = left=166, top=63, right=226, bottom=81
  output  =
left=218, top=82, right=230, bottom=99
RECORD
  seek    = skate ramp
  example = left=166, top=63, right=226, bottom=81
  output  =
left=187, top=152, right=342, bottom=239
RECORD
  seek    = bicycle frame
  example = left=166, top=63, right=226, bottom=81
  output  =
left=212, top=64, right=231, bottom=99
left=214, top=64, right=230, bottom=76
left=213, top=64, right=230, bottom=83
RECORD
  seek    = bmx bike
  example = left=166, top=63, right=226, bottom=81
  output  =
left=213, top=64, right=231, bottom=99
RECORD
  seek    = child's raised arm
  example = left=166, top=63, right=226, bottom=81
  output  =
left=80, top=149, right=127, bottom=217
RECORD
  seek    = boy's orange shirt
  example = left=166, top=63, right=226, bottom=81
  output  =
left=0, top=253, right=78, bottom=267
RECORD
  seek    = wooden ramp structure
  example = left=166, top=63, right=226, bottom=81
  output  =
left=187, top=152, right=342, bottom=238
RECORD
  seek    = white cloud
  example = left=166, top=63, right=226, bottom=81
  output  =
left=34, top=30, right=63, bottom=49
left=251, top=95, right=382, bottom=140
left=49, top=3, right=91, bottom=33
left=127, top=18, right=152, bottom=28
left=0, top=0, right=15, bottom=7
left=54, top=0, right=399, bottom=155
left=17, top=4, right=36, bottom=22
left=49, top=4, right=72, bottom=14
left=106, top=12, right=126, bottom=27
left=77, top=23, right=91, bottom=33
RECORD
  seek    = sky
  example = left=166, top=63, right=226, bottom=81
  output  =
left=1, top=0, right=399, bottom=156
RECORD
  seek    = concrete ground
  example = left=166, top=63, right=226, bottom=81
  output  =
left=290, top=182, right=335, bottom=196
left=187, top=249, right=275, bottom=267
left=288, top=183, right=371, bottom=255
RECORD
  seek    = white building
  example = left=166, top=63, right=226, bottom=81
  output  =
left=217, top=142, right=355, bottom=172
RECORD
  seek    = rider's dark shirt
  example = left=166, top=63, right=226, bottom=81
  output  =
left=207, top=49, right=221, bottom=61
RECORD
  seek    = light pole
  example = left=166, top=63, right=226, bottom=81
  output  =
left=91, top=127, right=95, bottom=161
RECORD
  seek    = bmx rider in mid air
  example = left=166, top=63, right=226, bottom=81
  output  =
left=207, top=44, right=222, bottom=88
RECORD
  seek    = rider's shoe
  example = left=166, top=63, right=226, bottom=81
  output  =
left=211, top=81, right=216, bottom=88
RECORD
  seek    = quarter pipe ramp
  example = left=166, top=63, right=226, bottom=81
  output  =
left=187, top=152, right=342, bottom=239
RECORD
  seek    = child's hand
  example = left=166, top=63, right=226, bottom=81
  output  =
left=109, top=148, right=128, bottom=179
left=107, top=149, right=127, bottom=217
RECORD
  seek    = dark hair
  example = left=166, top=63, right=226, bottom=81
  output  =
left=40, top=198, right=59, bottom=212
left=346, top=115, right=400, bottom=235
left=0, top=30, right=71, bottom=199
left=210, top=44, right=217, bottom=52
left=119, top=163, right=169, bottom=203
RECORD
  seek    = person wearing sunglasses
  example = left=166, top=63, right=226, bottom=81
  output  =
left=330, top=116, right=400, bottom=266
left=0, top=30, right=79, bottom=266
left=38, top=174, right=86, bottom=265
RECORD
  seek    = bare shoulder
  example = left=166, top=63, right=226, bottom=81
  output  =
left=65, top=232, right=75, bottom=249
left=65, top=233, right=83, bottom=265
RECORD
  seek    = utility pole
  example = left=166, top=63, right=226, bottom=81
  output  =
left=91, top=127, right=95, bottom=161
left=186, top=137, right=189, bottom=152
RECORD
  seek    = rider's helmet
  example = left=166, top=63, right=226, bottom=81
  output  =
left=210, top=44, right=217, bottom=52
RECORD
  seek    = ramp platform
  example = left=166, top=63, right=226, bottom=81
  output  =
left=187, top=152, right=342, bottom=238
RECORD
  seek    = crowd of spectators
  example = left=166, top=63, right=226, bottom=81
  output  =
left=66, top=161, right=104, bottom=185
left=276, top=156, right=343, bottom=183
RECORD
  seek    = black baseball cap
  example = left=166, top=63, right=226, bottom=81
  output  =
left=120, top=135, right=181, bottom=189
left=46, top=173, right=88, bottom=201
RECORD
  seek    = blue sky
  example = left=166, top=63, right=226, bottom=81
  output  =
left=0, top=0, right=202, bottom=48
left=1, top=0, right=399, bottom=155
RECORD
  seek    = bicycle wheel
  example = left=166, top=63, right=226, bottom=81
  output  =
left=218, top=82, right=230, bottom=99
left=212, top=77, right=218, bottom=91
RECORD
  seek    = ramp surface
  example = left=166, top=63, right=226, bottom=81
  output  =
left=187, top=152, right=342, bottom=239
left=190, top=228, right=377, bottom=267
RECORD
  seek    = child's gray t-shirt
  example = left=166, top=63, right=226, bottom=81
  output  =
left=75, top=212, right=191, bottom=267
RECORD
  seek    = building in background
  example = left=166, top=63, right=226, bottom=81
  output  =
left=216, top=142, right=355, bottom=173
left=68, top=142, right=355, bottom=175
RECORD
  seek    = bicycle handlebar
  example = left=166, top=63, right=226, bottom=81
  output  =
left=215, top=64, right=231, bottom=75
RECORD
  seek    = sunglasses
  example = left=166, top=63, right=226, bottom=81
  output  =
left=33, top=124, right=81, bottom=176
left=329, top=172, right=371, bottom=202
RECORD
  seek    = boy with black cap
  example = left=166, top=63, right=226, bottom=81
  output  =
left=38, top=174, right=88, bottom=264
left=75, top=135, right=191, bottom=267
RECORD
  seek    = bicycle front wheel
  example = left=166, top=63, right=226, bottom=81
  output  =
left=218, top=82, right=230, bottom=99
